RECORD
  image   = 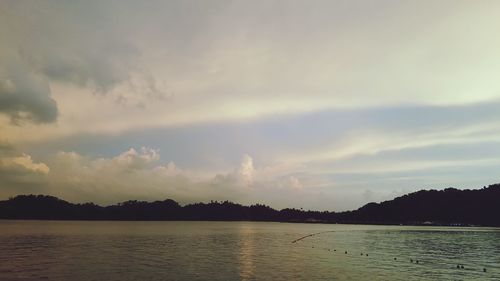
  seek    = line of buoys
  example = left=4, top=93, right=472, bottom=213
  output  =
left=306, top=244, right=489, bottom=274
left=292, top=232, right=490, bottom=275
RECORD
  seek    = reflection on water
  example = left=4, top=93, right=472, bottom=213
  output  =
left=238, top=225, right=255, bottom=280
left=0, top=220, right=499, bottom=280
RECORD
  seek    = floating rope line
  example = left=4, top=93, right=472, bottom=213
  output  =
left=291, top=232, right=493, bottom=275
left=291, top=230, right=336, bottom=243
left=303, top=243, right=493, bottom=275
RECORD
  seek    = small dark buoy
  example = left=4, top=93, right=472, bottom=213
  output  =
left=366, top=254, right=368, bottom=257
left=345, top=251, right=348, bottom=254
left=483, top=268, right=487, bottom=272
left=360, top=253, right=363, bottom=256
left=334, top=249, right=336, bottom=252
left=416, top=260, right=419, bottom=264
left=394, top=257, right=397, bottom=261
left=461, top=265, right=464, bottom=269
left=410, top=259, right=413, bottom=263
left=457, top=264, right=460, bottom=269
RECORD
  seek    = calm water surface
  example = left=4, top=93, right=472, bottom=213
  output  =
left=0, top=220, right=499, bottom=280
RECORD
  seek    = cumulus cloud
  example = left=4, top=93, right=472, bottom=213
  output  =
left=238, top=154, right=255, bottom=186
left=3, top=142, right=496, bottom=210
left=111, top=147, right=160, bottom=169
left=154, top=161, right=182, bottom=177
left=0, top=142, right=49, bottom=174
left=0, top=147, right=310, bottom=207
left=0, top=143, right=51, bottom=196
left=47, top=149, right=262, bottom=204
left=287, top=176, right=303, bottom=190
left=4, top=154, right=50, bottom=174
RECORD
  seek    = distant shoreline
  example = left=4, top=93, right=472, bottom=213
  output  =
left=0, top=218, right=491, bottom=228
left=1, top=184, right=499, bottom=227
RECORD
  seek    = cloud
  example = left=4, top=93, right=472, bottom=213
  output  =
left=0, top=142, right=49, bottom=174
left=3, top=1, right=500, bottom=210
left=0, top=147, right=311, bottom=208
left=0, top=142, right=15, bottom=155
left=111, top=147, right=160, bottom=170
left=154, top=161, right=182, bottom=177
left=2, top=1, right=500, bottom=139
left=0, top=143, right=50, bottom=196
left=0, top=53, right=58, bottom=123
left=0, top=1, right=151, bottom=124
left=238, top=154, right=255, bottom=186
left=2, top=143, right=498, bottom=210
left=3, top=1, right=140, bottom=90
left=287, top=176, right=303, bottom=190
left=6, top=99, right=500, bottom=209
left=4, top=154, right=50, bottom=174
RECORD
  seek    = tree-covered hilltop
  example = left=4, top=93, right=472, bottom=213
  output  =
left=1, top=184, right=499, bottom=226
left=342, top=184, right=500, bottom=226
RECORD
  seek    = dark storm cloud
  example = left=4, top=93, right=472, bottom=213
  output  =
left=0, top=0, right=141, bottom=123
left=0, top=55, right=58, bottom=123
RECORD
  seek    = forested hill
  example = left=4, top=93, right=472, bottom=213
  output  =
left=342, top=184, right=500, bottom=226
left=1, top=184, right=499, bottom=226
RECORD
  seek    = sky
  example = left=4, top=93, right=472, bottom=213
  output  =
left=1, top=0, right=500, bottom=211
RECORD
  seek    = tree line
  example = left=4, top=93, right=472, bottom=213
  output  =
left=1, top=184, right=499, bottom=226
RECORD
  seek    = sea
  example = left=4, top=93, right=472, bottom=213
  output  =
left=0, top=220, right=499, bottom=280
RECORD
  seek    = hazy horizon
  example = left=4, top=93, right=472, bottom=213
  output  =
left=2, top=0, right=500, bottom=211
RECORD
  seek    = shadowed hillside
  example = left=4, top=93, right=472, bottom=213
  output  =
left=340, top=184, right=500, bottom=226
left=1, top=184, right=499, bottom=226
